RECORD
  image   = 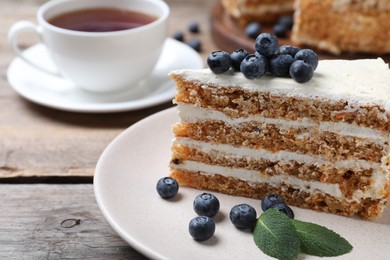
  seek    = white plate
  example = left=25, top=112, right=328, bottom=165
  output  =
left=7, top=39, right=203, bottom=113
left=94, top=107, right=390, bottom=260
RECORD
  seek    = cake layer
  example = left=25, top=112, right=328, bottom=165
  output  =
left=221, top=0, right=294, bottom=25
left=172, top=140, right=376, bottom=199
left=173, top=121, right=386, bottom=163
left=170, top=169, right=387, bottom=219
left=170, top=59, right=390, bottom=132
left=292, top=0, right=390, bottom=54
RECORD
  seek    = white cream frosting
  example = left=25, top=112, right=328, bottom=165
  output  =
left=170, top=58, right=390, bottom=112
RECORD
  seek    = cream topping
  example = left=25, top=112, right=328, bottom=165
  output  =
left=170, top=59, right=390, bottom=112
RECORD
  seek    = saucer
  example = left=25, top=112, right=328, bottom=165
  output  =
left=7, top=38, right=203, bottom=113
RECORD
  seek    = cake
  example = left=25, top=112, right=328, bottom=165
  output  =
left=291, top=0, right=390, bottom=55
left=169, top=58, right=390, bottom=220
left=221, top=0, right=295, bottom=25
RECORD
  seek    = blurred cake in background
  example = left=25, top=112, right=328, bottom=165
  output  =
left=292, top=0, right=390, bottom=55
left=220, top=0, right=294, bottom=25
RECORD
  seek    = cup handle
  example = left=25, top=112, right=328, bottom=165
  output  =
left=8, top=21, right=61, bottom=77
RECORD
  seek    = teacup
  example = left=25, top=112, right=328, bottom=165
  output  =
left=8, top=0, right=169, bottom=93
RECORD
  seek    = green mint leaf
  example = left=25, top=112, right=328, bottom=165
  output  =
left=253, top=209, right=300, bottom=260
left=291, top=219, right=353, bottom=257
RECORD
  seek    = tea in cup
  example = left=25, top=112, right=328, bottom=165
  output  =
left=8, top=0, right=169, bottom=93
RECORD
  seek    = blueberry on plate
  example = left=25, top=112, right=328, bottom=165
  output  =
left=156, top=177, right=179, bottom=199
left=269, top=54, right=294, bottom=77
left=230, top=204, right=257, bottom=229
left=240, top=54, right=267, bottom=79
left=187, top=39, right=202, bottom=52
left=255, top=33, right=279, bottom=57
left=188, top=22, right=200, bottom=33
left=230, top=49, right=249, bottom=71
left=272, top=23, right=288, bottom=38
left=261, top=194, right=285, bottom=211
left=271, top=203, right=295, bottom=219
left=277, top=15, right=294, bottom=29
left=189, top=216, right=215, bottom=241
left=245, top=22, right=262, bottom=40
left=294, top=49, right=318, bottom=71
left=207, top=50, right=232, bottom=74
left=193, top=192, right=220, bottom=217
left=278, top=45, right=301, bottom=57
left=290, top=60, right=314, bottom=83
left=172, top=31, right=184, bottom=42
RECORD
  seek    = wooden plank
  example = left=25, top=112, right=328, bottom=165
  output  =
left=0, top=184, right=148, bottom=259
left=0, top=0, right=215, bottom=179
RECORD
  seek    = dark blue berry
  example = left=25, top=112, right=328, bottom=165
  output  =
left=187, top=39, right=201, bottom=52
left=240, top=54, right=267, bottom=79
left=156, top=177, right=179, bottom=199
left=229, top=204, right=257, bottom=229
left=261, top=194, right=285, bottom=211
left=230, top=49, right=249, bottom=71
left=255, top=52, right=270, bottom=73
left=269, top=54, right=294, bottom=77
left=289, top=60, right=314, bottom=83
left=172, top=31, right=184, bottom=42
left=245, top=22, right=262, bottom=40
left=272, top=23, right=288, bottom=38
left=189, top=216, right=215, bottom=241
left=188, top=22, right=200, bottom=33
left=294, top=49, right=318, bottom=71
left=207, top=51, right=232, bottom=74
left=255, top=33, right=278, bottom=57
left=193, top=193, right=220, bottom=217
left=271, top=203, right=295, bottom=219
left=278, top=45, right=300, bottom=57
left=278, top=16, right=294, bottom=29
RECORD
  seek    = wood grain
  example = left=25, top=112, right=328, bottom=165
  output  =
left=0, top=184, right=148, bottom=259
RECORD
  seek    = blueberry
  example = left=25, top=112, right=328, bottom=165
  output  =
left=245, top=22, right=262, bottom=40
left=272, top=23, right=289, bottom=38
left=278, top=45, right=300, bottom=57
left=229, top=204, right=257, bottom=229
left=271, top=203, right=295, bottom=219
left=269, top=54, right=294, bottom=77
left=261, top=194, right=285, bottom=211
left=172, top=31, right=184, bottom=42
left=278, top=16, right=294, bottom=29
left=187, top=39, right=202, bottom=52
left=193, top=193, right=220, bottom=217
left=207, top=51, right=232, bottom=74
left=156, top=177, right=179, bottom=199
left=188, top=22, right=200, bottom=33
left=294, top=49, right=318, bottom=71
left=230, top=49, right=249, bottom=71
left=255, top=33, right=279, bottom=57
left=240, top=54, right=267, bottom=79
left=289, top=60, right=314, bottom=83
left=189, top=216, right=215, bottom=241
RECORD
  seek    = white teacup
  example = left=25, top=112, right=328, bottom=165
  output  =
left=8, top=0, right=169, bottom=93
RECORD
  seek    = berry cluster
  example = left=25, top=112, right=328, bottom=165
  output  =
left=207, top=33, right=318, bottom=83
left=172, top=22, right=202, bottom=52
left=156, top=177, right=295, bottom=241
left=245, top=16, right=293, bottom=40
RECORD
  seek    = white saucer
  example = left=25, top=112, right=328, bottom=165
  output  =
left=7, top=39, right=203, bottom=113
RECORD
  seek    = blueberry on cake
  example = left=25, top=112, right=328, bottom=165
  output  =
left=169, top=57, right=390, bottom=220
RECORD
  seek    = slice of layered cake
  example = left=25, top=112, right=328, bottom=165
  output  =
left=292, top=0, right=390, bottom=54
left=221, top=0, right=294, bottom=25
left=169, top=58, right=390, bottom=220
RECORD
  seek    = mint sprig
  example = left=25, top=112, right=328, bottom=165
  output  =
left=253, top=209, right=353, bottom=260
left=253, top=209, right=300, bottom=260
left=292, top=219, right=353, bottom=257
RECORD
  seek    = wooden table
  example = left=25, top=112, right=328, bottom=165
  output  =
left=0, top=0, right=217, bottom=258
